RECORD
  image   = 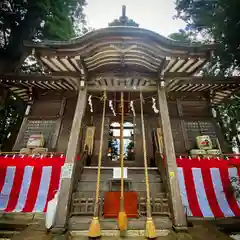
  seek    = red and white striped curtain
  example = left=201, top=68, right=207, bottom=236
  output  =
left=1, top=155, right=240, bottom=218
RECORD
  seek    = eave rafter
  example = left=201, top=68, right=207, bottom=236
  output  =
left=37, top=55, right=83, bottom=74
left=24, top=26, right=213, bottom=77
left=2, top=71, right=239, bottom=103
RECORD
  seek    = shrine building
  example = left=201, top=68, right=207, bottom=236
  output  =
left=1, top=5, right=239, bottom=237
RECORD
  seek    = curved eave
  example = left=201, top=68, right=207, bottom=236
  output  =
left=24, top=26, right=216, bottom=54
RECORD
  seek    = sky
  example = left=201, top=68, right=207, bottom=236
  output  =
left=84, top=0, right=186, bottom=37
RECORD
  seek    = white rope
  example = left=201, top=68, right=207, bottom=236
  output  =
left=130, top=100, right=136, bottom=116
left=88, top=95, right=93, bottom=113
left=109, top=100, right=116, bottom=116
left=152, top=97, right=159, bottom=114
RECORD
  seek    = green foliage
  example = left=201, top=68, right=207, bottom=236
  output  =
left=230, top=175, right=240, bottom=200
left=0, top=0, right=87, bottom=61
left=175, top=0, right=240, bottom=73
left=174, top=1, right=240, bottom=148
left=0, top=94, right=26, bottom=149
left=168, top=29, right=200, bottom=44
left=215, top=97, right=240, bottom=148
left=0, top=0, right=88, bottom=150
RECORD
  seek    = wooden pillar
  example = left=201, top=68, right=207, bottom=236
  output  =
left=102, top=117, right=110, bottom=165
left=13, top=104, right=32, bottom=150
left=52, top=87, right=87, bottom=232
left=157, top=83, right=187, bottom=230
left=135, top=115, right=144, bottom=167
left=51, top=97, right=67, bottom=150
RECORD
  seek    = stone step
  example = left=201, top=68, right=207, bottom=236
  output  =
left=69, top=229, right=170, bottom=238
left=76, top=181, right=164, bottom=193
left=76, top=168, right=165, bottom=196
left=0, top=230, right=20, bottom=239
left=0, top=213, right=45, bottom=239
left=68, top=216, right=172, bottom=231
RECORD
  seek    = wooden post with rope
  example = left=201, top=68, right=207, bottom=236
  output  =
left=140, top=92, right=157, bottom=239
left=118, top=92, right=128, bottom=234
left=88, top=91, right=106, bottom=238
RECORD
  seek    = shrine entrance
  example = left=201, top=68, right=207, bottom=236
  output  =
left=108, top=121, right=135, bottom=162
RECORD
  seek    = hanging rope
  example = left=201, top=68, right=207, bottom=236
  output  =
left=130, top=100, right=136, bottom=116
left=88, top=95, right=93, bottom=113
left=88, top=91, right=106, bottom=238
left=109, top=100, right=116, bottom=116
left=118, top=92, right=128, bottom=234
left=140, top=92, right=157, bottom=239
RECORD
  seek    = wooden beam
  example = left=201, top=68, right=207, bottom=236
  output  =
left=173, top=76, right=240, bottom=85
left=87, top=85, right=157, bottom=92
left=0, top=72, right=80, bottom=80
left=158, top=57, right=169, bottom=76
left=52, top=87, right=87, bottom=231
left=157, top=83, right=187, bottom=230
left=89, top=71, right=157, bottom=79
left=2, top=72, right=240, bottom=88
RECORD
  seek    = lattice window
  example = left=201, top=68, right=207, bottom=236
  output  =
left=185, top=120, right=217, bottom=150
left=16, top=120, right=57, bottom=150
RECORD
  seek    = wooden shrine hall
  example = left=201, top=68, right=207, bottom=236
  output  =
left=1, top=5, right=240, bottom=238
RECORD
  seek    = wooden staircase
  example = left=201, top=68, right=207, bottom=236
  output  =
left=69, top=166, right=172, bottom=231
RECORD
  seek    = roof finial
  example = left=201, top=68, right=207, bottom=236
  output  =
left=108, top=5, right=139, bottom=27
left=122, top=5, right=126, bottom=18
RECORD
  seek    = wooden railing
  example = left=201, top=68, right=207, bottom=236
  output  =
left=70, top=193, right=170, bottom=217
left=72, top=150, right=88, bottom=192
left=155, top=152, right=167, bottom=193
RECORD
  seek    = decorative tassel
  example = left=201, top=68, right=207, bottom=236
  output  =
left=88, top=217, right=101, bottom=238
left=145, top=217, right=157, bottom=239
left=118, top=211, right=128, bottom=233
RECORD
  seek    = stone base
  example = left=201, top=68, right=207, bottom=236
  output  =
left=172, top=224, right=188, bottom=232
left=50, top=227, right=67, bottom=235
left=69, top=229, right=170, bottom=237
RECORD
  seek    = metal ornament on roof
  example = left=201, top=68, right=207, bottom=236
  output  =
left=108, top=5, right=139, bottom=27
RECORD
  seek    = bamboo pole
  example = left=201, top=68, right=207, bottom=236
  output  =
left=140, top=92, right=157, bottom=239
left=118, top=92, right=128, bottom=234
left=88, top=91, right=106, bottom=238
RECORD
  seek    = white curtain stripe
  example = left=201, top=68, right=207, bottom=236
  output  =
left=210, top=168, right=234, bottom=217
left=0, top=167, right=16, bottom=210
left=177, top=167, right=193, bottom=216
left=192, top=168, right=214, bottom=217
left=33, top=166, right=52, bottom=212
left=14, top=166, right=34, bottom=212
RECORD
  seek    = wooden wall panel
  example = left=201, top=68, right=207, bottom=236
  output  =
left=168, top=102, right=178, bottom=117
left=56, top=98, right=77, bottom=152
left=30, top=94, right=63, bottom=117
left=181, top=101, right=211, bottom=117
